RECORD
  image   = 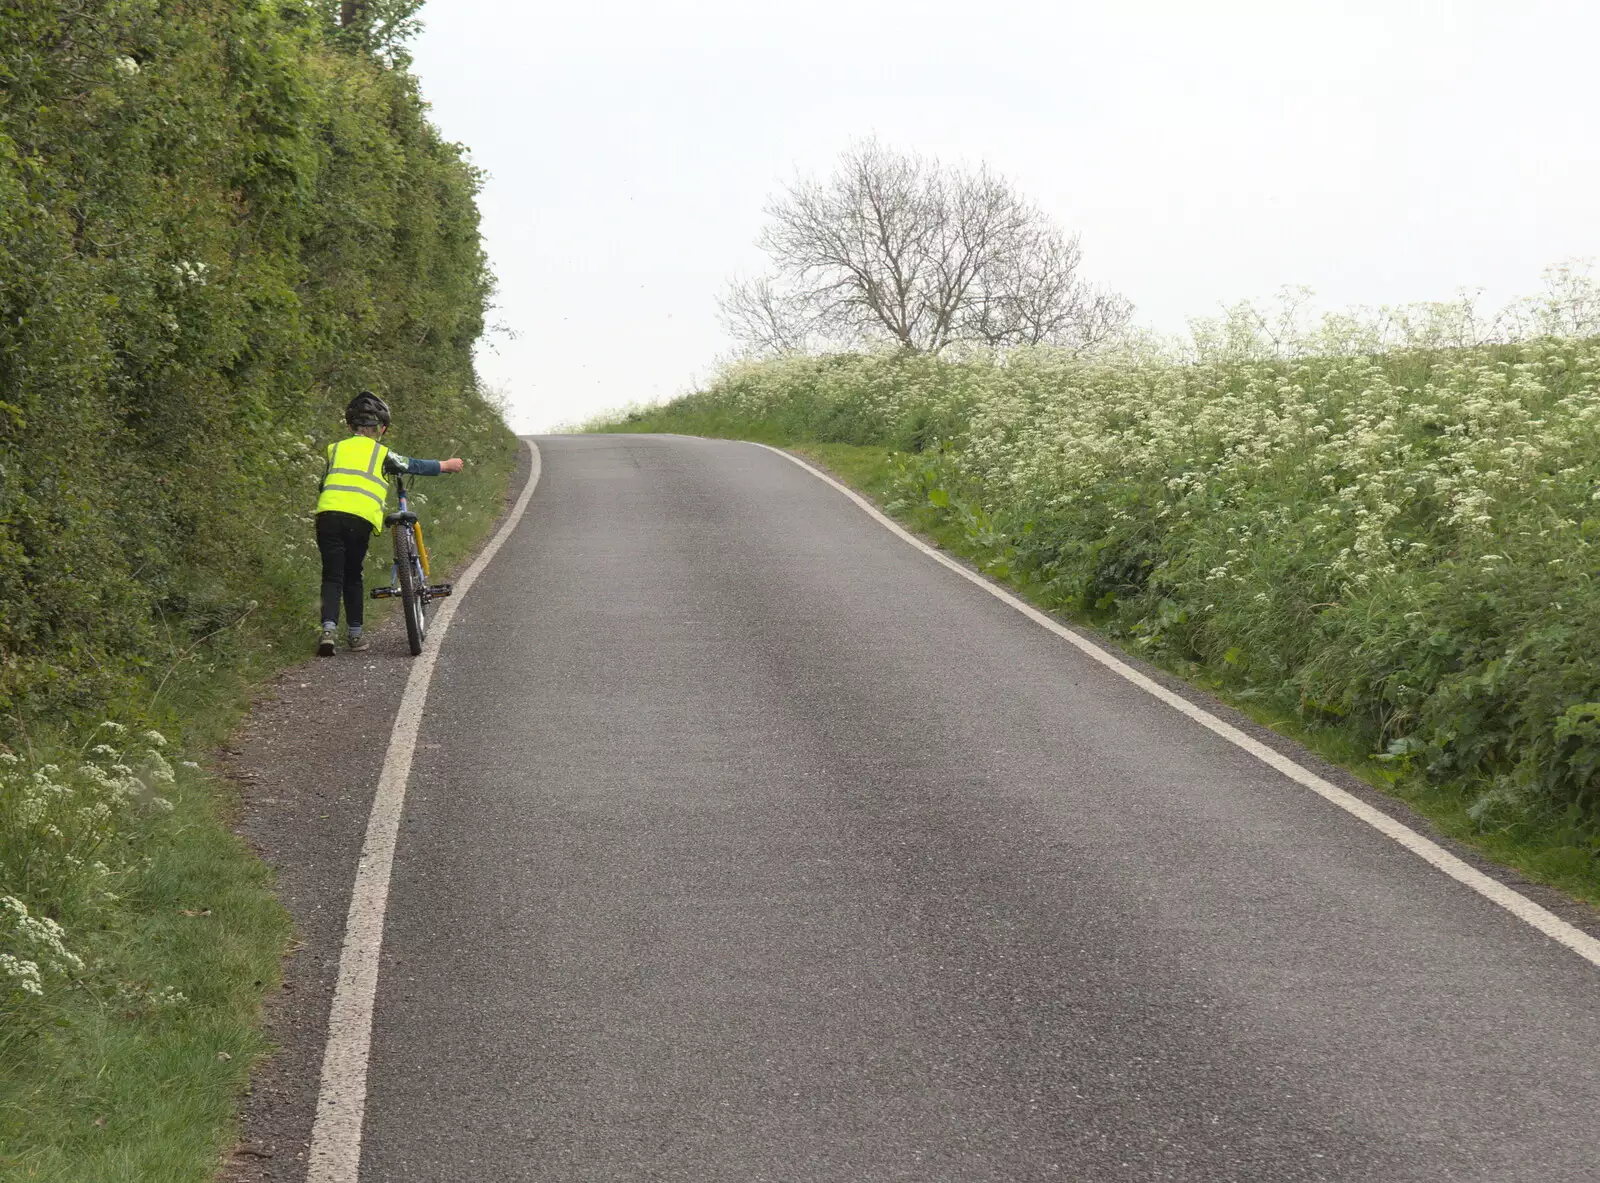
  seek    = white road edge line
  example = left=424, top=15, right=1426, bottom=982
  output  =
left=306, top=439, right=544, bottom=1183
left=757, top=442, right=1600, bottom=972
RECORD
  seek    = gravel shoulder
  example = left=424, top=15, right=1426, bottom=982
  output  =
left=221, top=442, right=533, bottom=1181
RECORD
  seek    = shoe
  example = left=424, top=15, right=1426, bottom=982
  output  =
left=348, top=634, right=371, bottom=652
left=317, top=629, right=337, bottom=657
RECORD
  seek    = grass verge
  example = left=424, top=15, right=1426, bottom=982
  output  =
left=604, top=416, right=1600, bottom=909
left=0, top=436, right=520, bottom=1181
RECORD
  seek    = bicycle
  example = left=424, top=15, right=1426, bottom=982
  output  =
left=370, top=470, right=452, bottom=655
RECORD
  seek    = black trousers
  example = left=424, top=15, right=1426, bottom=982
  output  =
left=316, top=510, right=375, bottom=629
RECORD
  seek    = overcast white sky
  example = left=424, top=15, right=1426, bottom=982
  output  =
left=407, top=0, right=1600, bottom=433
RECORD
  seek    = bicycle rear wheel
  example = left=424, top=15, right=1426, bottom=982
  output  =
left=395, top=526, right=426, bottom=656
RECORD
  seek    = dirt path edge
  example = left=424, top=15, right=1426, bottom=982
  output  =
left=221, top=440, right=536, bottom=1181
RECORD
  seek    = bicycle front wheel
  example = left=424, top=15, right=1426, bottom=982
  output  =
left=395, top=525, right=426, bottom=656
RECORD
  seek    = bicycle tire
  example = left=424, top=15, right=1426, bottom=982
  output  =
left=395, top=525, right=425, bottom=656
left=409, top=558, right=429, bottom=649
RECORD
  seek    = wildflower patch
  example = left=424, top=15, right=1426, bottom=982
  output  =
left=606, top=331, right=1600, bottom=883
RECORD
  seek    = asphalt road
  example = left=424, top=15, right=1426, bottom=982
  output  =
left=347, top=434, right=1599, bottom=1181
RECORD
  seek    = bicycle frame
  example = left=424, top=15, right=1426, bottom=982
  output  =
left=413, top=514, right=431, bottom=578
left=393, top=474, right=427, bottom=576
left=370, top=470, right=452, bottom=655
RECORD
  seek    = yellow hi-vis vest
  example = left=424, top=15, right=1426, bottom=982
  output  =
left=316, top=435, right=390, bottom=532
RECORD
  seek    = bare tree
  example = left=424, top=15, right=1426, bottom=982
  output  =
left=964, top=228, right=1133, bottom=349
left=724, top=140, right=1130, bottom=356
left=719, top=276, right=817, bottom=356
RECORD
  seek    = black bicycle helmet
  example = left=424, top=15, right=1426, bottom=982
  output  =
left=345, top=391, right=391, bottom=429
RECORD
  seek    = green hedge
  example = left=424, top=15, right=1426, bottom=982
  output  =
left=0, top=3, right=516, bottom=1173
left=0, top=0, right=514, bottom=733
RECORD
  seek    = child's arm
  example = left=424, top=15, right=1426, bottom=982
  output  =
left=384, top=451, right=464, bottom=476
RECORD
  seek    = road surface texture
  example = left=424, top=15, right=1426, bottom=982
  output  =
left=241, top=434, right=1600, bottom=1181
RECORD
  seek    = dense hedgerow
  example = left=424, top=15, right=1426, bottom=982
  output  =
left=0, top=0, right=514, bottom=731
left=621, top=337, right=1600, bottom=842
left=0, top=2, right=514, bottom=1170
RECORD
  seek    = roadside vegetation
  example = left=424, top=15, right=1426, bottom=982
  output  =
left=599, top=271, right=1600, bottom=906
left=0, top=1, right=515, bottom=1177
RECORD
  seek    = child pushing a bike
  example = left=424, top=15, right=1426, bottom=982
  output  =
left=315, top=392, right=463, bottom=656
